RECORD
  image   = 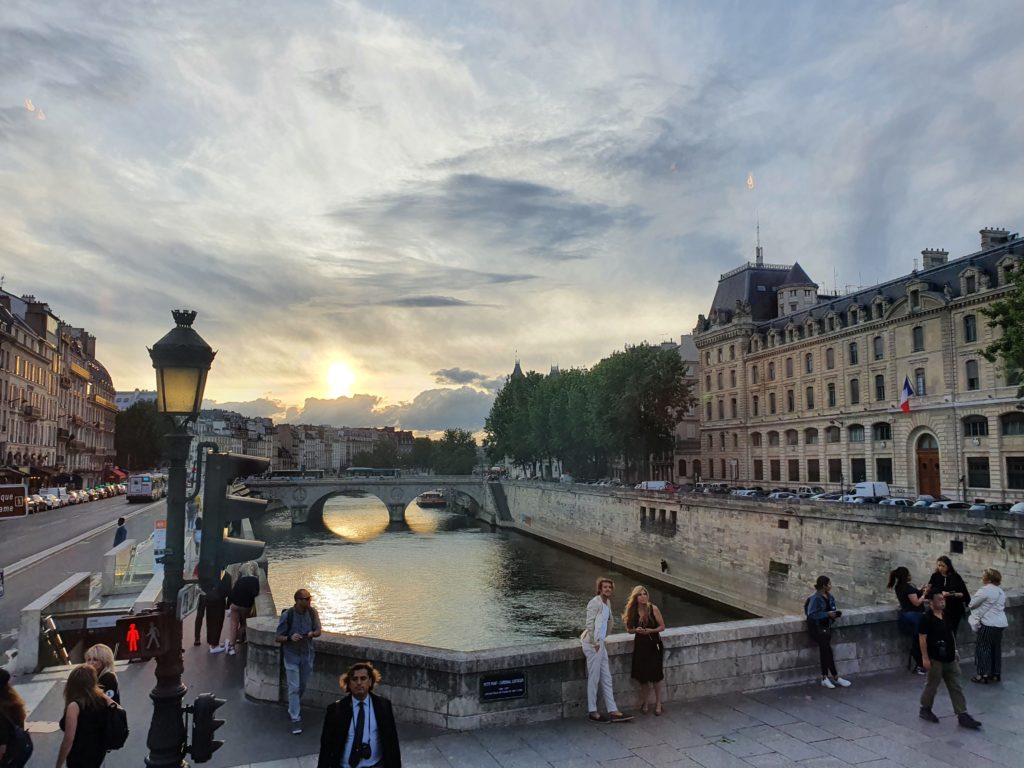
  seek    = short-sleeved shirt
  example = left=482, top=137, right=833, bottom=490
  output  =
left=896, top=582, right=923, bottom=613
left=276, top=607, right=321, bottom=662
left=919, top=612, right=957, bottom=663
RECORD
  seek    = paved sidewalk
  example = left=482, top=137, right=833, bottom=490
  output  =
left=233, top=658, right=1022, bottom=768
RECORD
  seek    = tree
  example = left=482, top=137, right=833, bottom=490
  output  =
left=407, top=436, right=434, bottom=470
left=982, top=263, right=1024, bottom=396
left=352, top=439, right=400, bottom=468
left=115, top=401, right=175, bottom=471
left=432, top=428, right=478, bottom=475
left=484, top=371, right=543, bottom=470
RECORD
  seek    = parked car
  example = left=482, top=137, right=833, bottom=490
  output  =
left=28, top=494, right=47, bottom=513
left=1010, top=502, right=1024, bottom=514
left=879, top=498, right=913, bottom=507
left=928, top=501, right=971, bottom=510
left=767, top=491, right=798, bottom=500
left=797, top=486, right=826, bottom=496
left=968, top=502, right=1012, bottom=513
left=810, top=492, right=842, bottom=501
left=43, top=494, right=63, bottom=509
left=731, top=489, right=759, bottom=497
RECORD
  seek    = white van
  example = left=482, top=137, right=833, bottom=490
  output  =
left=635, top=480, right=676, bottom=492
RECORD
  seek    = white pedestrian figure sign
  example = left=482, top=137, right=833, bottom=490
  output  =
left=146, top=622, right=161, bottom=650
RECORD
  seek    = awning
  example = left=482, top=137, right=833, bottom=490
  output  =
left=105, top=467, right=128, bottom=481
left=0, top=465, right=27, bottom=481
left=30, top=466, right=58, bottom=477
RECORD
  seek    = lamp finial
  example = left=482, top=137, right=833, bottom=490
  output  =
left=172, top=309, right=197, bottom=328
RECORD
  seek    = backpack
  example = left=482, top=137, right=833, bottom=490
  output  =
left=281, top=607, right=320, bottom=638
left=0, top=712, right=33, bottom=768
left=103, top=702, right=129, bottom=751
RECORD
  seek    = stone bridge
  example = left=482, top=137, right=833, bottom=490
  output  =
left=244, top=475, right=490, bottom=526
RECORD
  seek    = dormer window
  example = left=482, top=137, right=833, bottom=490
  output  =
left=910, top=289, right=920, bottom=310
left=998, top=256, right=1018, bottom=286
left=965, top=274, right=976, bottom=294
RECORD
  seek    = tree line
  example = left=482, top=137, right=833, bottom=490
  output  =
left=484, top=343, right=694, bottom=480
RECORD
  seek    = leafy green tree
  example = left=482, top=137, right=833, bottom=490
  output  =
left=432, top=428, right=478, bottom=475
left=484, top=371, right=543, bottom=470
left=352, top=439, right=400, bottom=468
left=982, top=264, right=1024, bottom=396
left=407, top=436, right=434, bottom=470
left=115, top=401, right=175, bottom=470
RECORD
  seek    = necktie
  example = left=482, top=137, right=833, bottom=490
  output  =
left=349, top=701, right=365, bottom=768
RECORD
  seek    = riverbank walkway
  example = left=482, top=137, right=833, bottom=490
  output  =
left=13, top=626, right=1020, bottom=768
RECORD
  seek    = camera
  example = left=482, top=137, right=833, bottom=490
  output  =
left=353, top=743, right=371, bottom=761
left=834, top=610, right=843, bottom=618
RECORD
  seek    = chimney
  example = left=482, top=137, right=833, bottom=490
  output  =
left=980, top=227, right=1010, bottom=250
left=755, top=245, right=764, bottom=266
left=920, top=248, right=948, bottom=269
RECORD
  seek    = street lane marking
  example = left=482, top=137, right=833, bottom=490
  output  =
left=14, top=679, right=57, bottom=714
left=1, top=500, right=164, bottom=577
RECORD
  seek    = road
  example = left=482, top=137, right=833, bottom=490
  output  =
left=0, top=495, right=167, bottom=661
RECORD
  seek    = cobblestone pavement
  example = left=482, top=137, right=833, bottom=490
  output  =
left=231, top=657, right=1022, bottom=768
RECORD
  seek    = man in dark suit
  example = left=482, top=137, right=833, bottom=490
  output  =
left=318, top=661, right=401, bottom=768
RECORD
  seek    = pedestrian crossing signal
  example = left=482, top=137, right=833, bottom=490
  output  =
left=115, top=612, right=169, bottom=660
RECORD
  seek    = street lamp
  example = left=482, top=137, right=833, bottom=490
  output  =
left=146, top=310, right=215, bottom=768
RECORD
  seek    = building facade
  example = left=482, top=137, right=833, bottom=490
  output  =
left=694, top=227, right=1024, bottom=501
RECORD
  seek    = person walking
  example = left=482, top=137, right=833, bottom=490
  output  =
left=969, top=568, right=1008, bottom=684
left=112, top=518, right=127, bottom=548
left=193, top=517, right=202, bottom=557
left=197, top=569, right=233, bottom=652
left=185, top=498, right=198, bottom=531
left=317, top=662, right=401, bottom=768
left=888, top=566, right=930, bottom=674
left=622, top=585, right=665, bottom=715
left=805, top=575, right=852, bottom=689
left=224, top=561, right=260, bottom=656
left=0, top=668, right=30, bottom=767
left=927, top=556, right=969, bottom=635
left=581, top=577, right=632, bottom=723
left=83, top=644, right=119, bottom=705
left=275, top=588, right=322, bottom=734
left=56, top=665, right=114, bottom=768
left=918, top=593, right=982, bottom=728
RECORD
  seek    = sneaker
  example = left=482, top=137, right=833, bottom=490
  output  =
left=913, top=666, right=928, bottom=675
left=209, top=644, right=225, bottom=655
left=291, top=720, right=303, bottom=735
left=919, top=707, right=939, bottom=723
left=833, top=677, right=852, bottom=688
left=820, top=678, right=836, bottom=689
left=227, top=645, right=236, bottom=656
left=958, top=713, right=982, bottom=730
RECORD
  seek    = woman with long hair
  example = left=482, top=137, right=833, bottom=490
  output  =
left=57, top=665, right=112, bottom=768
left=926, top=556, right=969, bottom=635
left=84, top=644, right=119, bottom=705
left=805, top=575, right=852, bottom=689
left=0, top=668, right=29, bottom=765
left=622, top=585, right=666, bottom=715
left=969, top=568, right=1008, bottom=684
left=888, top=566, right=930, bottom=674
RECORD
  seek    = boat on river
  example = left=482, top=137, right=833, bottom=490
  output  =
left=416, top=490, right=447, bottom=508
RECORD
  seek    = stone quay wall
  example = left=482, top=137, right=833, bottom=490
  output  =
left=244, top=597, right=1022, bottom=731
left=482, top=482, right=1024, bottom=616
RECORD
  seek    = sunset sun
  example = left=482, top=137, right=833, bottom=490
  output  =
left=326, top=362, right=356, bottom=399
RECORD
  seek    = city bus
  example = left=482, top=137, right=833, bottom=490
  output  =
left=267, top=469, right=325, bottom=480
left=126, top=473, right=167, bottom=503
left=345, top=467, right=401, bottom=478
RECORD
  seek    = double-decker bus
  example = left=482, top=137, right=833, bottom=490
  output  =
left=126, top=473, right=167, bottom=503
left=345, top=467, right=401, bottom=478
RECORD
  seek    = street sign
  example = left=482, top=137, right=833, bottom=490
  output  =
left=0, top=484, right=27, bottom=520
left=152, top=519, right=167, bottom=573
left=115, top=612, right=170, bottom=660
left=177, top=584, right=201, bottom=621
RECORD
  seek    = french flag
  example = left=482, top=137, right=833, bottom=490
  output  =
left=900, top=376, right=915, bottom=413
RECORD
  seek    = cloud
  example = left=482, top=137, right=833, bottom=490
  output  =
left=287, top=386, right=495, bottom=432
left=432, top=367, right=485, bottom=385
left=202, top=397, right=288, bottom=420
left=376, top=295, right=477, bottom=308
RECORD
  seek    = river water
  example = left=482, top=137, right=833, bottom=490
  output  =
left=256, top=496, right=737, bottom=651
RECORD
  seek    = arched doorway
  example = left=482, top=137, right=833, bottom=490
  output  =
left=916, top=434, right=941, bottom=497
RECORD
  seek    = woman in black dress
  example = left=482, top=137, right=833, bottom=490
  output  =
left=56, top=665, right=113, bottom=768
left=622, top=585, right=666, bottom=715
left=888, top=566, right=931, bottom=674
left=84, top=644, right=119, bottom=705
left=927, top=556, right=969, bottom=635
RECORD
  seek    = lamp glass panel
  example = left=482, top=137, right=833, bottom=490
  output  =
left=157, top=367, right=202, bottom=414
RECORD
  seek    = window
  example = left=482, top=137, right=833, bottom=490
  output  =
left=848, top=342, right=858, bottom=365
left=719, top=432, right=725, bottom=449
left=826, top=348, right=835, bottom=369
left=826, top=426, right=841, bottom=443
left=705, top=352, right=711, bottom=365
left=717, top=348, right=723, bottom=362
left=705, top=374, right=712, bottom=390
left=730, top=398, right=737, bottom=418
left=957, top=417, right=987, bottom=440
left=828, top=458, right=842, bottom=483
left=807, top=459, right=820, bottom=482
left=693, top=460, right=701, bottom=480
left=788, top=459, right=800, bottom=481
left=707, top=434, right=713, bottom=450
left=706, top=402, right=712, bottom=420
left=753, top=459, right=764, bottom=481
left=873, top=336, right=883, bottom=360
left=848, top=424, right=865, bottom=442
left=851, top=458, right=866, bottom=483
left=769, top=392, right=777, bottom=414
left=873, top=422, right=892, bottom=441
left=912, top=326, right=924, bottom=352
left=786, top=389, right=795, bottom=412
left=806, top=386, right=814, bottom=409
left=876, top=458, right=893, bottom=483
left=752, top=395, right=759, bottom=416
left=828, top=316, right=835, bottom=331
left=1001, top=412, right=1024, bottom=436
left=785, top=357, right=794, bottom=378
left=751, top=432, right=762, bottom=447
left=805, top=428, right=819, bottom=445
left=785, top=429, right=798, bottom=446
left=967, top=458, right=990, bottom=488
left=849, top=307, right=859, bottom=325
left=678, top=460, right=686, bottom=476
left=915, top=368, right=926, bottom=397
left=770, top=460, right=781, bottom=481
left=768, top=431, right=780, bottom=447
left=964, top=315, right=977, bottom=343
left=751, top=366, right=759, bottom=384
left=720, top=459, right=726, bottom=478
left=768, top=362, right=776, bottom=380
left=717, top=371, right=723, bottom=389
left=805, top=352, right=813, bottom=374
left=965, top=274, right=976, bottom=294
left=827, top=382, right=836, bottom=407
left=732, top=433, right=738, bottom=448
left=730, top=369, right=737, bottom=387
left=729, top=344, right=736, bottom=360
left=910, top=289, right=920, bottom=309
left=1006, top=457, right=1024, bottom=489
left=717, top=399, right=724, bottom=419
left=966, top=360, right=979, bottom=391
left=875, top=374, right=886, bottom=401
left=850, top=378, right=860, bottom=404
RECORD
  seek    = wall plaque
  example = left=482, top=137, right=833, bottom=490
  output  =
left=480, top=670, right=527, bottom=702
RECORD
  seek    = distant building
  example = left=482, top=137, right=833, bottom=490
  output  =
left=115, top=389, right=157, bottom=410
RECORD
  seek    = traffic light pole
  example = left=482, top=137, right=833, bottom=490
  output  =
left=146, top=428, right=192, bottom=768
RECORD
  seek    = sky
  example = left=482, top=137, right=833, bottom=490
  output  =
left=2, top=1, right=1023, bottom=433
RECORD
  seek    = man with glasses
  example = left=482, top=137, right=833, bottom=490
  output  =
left=275, top=588, right=322, bottom=734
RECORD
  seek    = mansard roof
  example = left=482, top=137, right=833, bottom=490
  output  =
left=705, top=261, right=793, bottom=325
left=779, top=261, right=817, bottom=288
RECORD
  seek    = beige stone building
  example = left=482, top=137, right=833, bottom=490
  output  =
left=693, top=227, right=1024, bottom=501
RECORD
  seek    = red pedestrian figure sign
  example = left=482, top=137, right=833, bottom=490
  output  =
left=115, top=613, right=169, bottom=660
left=126, top=623, right=140, bottom=653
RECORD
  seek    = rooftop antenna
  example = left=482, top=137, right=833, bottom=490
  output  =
left=755, top=214, right=763, bottom=266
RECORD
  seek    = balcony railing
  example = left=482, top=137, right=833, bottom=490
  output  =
left=23, top=405, right=40, bottom=421
left=69, top=439, right=87, bottom=451
left=58, top=428, right=71, bottom=440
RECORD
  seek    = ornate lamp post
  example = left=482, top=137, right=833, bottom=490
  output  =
left=146, top=310, right=215, bottom=768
